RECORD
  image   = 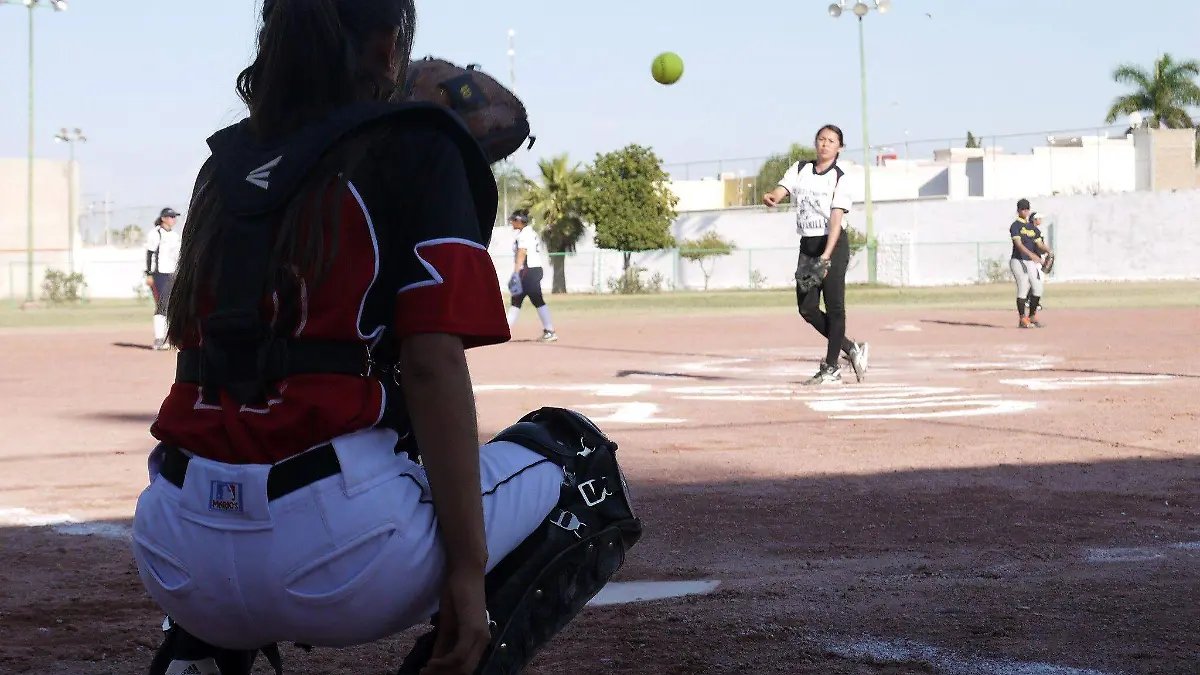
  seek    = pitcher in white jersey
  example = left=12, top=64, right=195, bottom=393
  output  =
left=505, top=209, right=557, bottom=342
left=144, top=207, right=182, bottom=350
left=763, top=124, right=869, bottom=385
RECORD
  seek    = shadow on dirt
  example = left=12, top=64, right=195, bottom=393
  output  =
left=2, top=455, right=1196, bottom=675
left=76, top=412, right=157, bottom=425
left=111, top=342, right=155, bottom=351
left=921, top=319, right=1005, bottom=329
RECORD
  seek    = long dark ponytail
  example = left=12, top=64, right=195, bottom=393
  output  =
left=166, top=0, right=416, bottom=345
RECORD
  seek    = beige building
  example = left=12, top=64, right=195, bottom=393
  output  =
left=0, top=157, right=79, bottom=303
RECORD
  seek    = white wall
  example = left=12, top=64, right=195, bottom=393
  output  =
left=974, top=141, right=1136, bottom=199
left=16, top=189, right=1200, bottom=302
left=666, top=178, right=726, bottom=211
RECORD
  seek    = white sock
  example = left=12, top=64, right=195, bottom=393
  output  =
left=153, top=314, right=167, bottom=341
left=536, top=306, right=554, bottom=332
left=506, top=306, right=521, bottom=327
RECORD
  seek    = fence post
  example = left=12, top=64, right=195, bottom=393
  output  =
left=673, top=247, right=680, bottom=291
left=747, top=249, right=754, bottom=289
left=976, top=242, right=981, bottom=283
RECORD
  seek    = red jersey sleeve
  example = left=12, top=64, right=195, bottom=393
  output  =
left=390, top=132, right=509, bottom=349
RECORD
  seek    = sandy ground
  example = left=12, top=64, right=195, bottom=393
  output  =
left=1, top=305, right=1198, bottom=674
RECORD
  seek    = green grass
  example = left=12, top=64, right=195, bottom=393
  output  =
left=537, top=280, right=1200, bottom=316
left=3, top=281, right=1198, bottom=330
left=0, top=298, right=153, bottom=330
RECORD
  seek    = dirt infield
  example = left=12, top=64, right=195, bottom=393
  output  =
left=2, top=304, right=1198, bottom=674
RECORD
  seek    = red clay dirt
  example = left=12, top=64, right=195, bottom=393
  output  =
left=1, top=305, right=1198, bottom=674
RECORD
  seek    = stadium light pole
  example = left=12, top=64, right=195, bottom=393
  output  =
left=2, top=0, right=69, bottom=305
left=53, top=127, right=85, bottom=275
left=501, top=28, right=517, bottom=224
left=829, top=0, right=889, bottom=285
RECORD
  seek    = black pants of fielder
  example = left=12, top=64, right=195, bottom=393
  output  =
left=511, top=266, right=546, bottom=308
left=796, top=234, right=855, bottom=367
left=152, top=272, right=174, bottom=316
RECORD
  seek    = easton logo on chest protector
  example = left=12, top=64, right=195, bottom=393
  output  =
left=245, top=155, right=282, bottom=190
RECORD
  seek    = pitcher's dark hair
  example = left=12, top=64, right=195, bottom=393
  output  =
left=167, top=0, right=417, bottom=345
left=815, top=124, right=845, bottom=147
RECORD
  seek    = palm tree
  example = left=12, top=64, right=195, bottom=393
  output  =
left=521, top=154, right=587, bottom=294
left=1105, top=53, right=1200, bottom=129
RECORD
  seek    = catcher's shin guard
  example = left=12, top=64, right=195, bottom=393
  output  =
left=149, top=616, right=284, bottom=675
left=398, top=407, right=643, bottom=675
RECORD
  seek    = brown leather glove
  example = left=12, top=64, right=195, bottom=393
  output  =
left=401, top=57, right=534, bottom=164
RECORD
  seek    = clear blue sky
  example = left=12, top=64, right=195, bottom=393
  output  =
left=0, top=0, right=1191, bottom=214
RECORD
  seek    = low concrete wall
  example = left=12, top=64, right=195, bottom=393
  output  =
left=11, top=189, right=1200, bottom=301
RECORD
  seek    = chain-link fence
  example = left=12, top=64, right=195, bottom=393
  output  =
left=9, top=241, right=1040, bottom=305
left=486, top=241, right=1032, bottom=296
left=78, top=203, right=186, bottom=248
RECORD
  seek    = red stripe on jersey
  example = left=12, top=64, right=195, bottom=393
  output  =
left=395, top=238, right=510, bottom=349
left=150, top=183, right=388, bottom=465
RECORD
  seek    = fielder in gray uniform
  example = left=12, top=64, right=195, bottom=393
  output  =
left=1008, top=199, right=1053, bottom=328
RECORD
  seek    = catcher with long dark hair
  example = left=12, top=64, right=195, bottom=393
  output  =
left=130, top=2, right=641, bottom=674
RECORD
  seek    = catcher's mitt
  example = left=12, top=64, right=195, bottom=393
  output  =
left=507, top=272, right=524, bottom=297
left=795, top=255, right=831, bottom=293
left=402, top=57, right=535, bottom=164
left=1041, top=253, right=1055, bottom=275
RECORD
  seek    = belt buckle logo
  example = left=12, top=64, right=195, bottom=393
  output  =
left=209, top=481, right=244, bottom=513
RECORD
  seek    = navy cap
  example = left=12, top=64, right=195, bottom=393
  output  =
left=1016, top=198, right=1031, bottom=211
left=159, top=207, right=180, bottom=219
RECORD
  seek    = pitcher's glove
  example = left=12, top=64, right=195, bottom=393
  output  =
left=507, top=272, right=524, bottom=297
left=402, top=57, right=535, bottom=164
left=1041, top=253, right=1055, bottom=274
left=795, top=255, right=831, bottom=293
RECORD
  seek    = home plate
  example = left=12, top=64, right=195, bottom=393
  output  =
left=884, top=322, right=921, bottom=332
left=588, top=580, right=721, bottom=606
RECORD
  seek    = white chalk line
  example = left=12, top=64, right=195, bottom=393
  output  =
left=1000, top=375, right=1174, bottom=391
left=1085, top=541, right=1200, bottom=563
left=822, top=634, right=1112, bottom=675
left=0, top=507, right=131, bottom=540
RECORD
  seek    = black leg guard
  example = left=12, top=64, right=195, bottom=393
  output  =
left=149, top=616, right=286, bottom=675
left=398, top=407, right=643, bottom=675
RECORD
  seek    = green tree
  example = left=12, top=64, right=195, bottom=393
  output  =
left=580, top=144, right=678, bottom=271
left=753, top=143, right=816, bottom=205
left=1105, top=53, right=1200, bottom=129
left=520, top=154, right=587, bottom=294
left=965, top=131, right=982, bottom=148
left=678, top=231, right=736, bottom=291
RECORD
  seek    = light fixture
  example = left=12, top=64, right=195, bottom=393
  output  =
left=876, top=0, right=892, bottom=13
left=828, top=2, right=843, bottom=18
left=853, top=2, right=870, bottom=18
left=51, top=0, right=68, bottom=10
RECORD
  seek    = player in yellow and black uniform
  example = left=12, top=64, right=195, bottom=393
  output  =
left=1008, top=198, right=1053, bottom=328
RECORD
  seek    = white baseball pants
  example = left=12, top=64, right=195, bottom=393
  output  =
left=130, top=427, right=563, bottom=651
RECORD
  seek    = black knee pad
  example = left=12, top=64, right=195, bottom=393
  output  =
left=398, top=407, right=643, bottom=675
